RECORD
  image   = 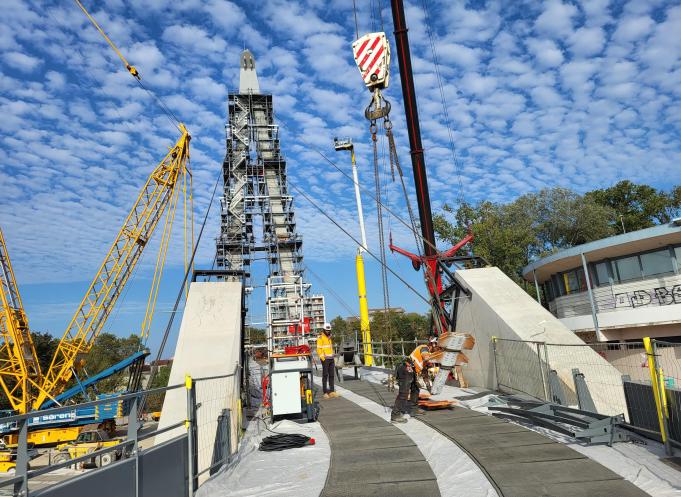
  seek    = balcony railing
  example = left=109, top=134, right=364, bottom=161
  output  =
left=549, top=272, right=681, bottom=319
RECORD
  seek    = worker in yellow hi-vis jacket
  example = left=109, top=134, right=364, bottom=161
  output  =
left=317, top=323, right=339, bottom=399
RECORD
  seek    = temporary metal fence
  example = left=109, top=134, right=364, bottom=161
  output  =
left=0, top=368, right=240, bottom=497
left=332, top=336, right=429, bottom=369
left=492, top=337, right=681, bottom=455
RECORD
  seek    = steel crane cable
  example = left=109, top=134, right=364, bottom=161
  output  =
left=303, top=264, right=356, bottom=316
left=351, top=0, right=360, bottom=40
left=73, top=0, right=182, bottom=130
left=420, top=0, right=467, bottom=211
left=274, top=118, right=439, bottom=257
left=287, top=179, right=432, bottom=306
left=140, top=171, right=222, bottom=413
left=370, top=121, right=391, bottom=314
left=384, top=117, right=447, bottom=334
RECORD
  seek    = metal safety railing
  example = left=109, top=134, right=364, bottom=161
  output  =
left=331, top=336, right=429, bottom=369
left=0, top=365, right=241, bottom=497
left=492, top=336, right=681, bottom=456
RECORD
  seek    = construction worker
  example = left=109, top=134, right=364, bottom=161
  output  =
left=391, top=338, right=437, bottom=423
left=317, top=323, right=339, bottom=399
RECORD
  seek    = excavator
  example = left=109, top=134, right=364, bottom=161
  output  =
left=0, top=125, right=191, bottom=447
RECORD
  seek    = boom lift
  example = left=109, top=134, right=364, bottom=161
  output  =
left=333, top=138, right=373, bottom=366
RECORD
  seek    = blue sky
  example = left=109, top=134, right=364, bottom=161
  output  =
left=2, top=0, right=681, bottom=356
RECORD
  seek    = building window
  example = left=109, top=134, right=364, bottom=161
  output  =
left=594, top=261, right=611, bottom=286
left=640, top=249, right=674, bottom=277
left=615, top=255, right=642, bottom=282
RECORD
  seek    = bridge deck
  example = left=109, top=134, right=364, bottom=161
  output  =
left=330, top=377, right=650, bottom=497
left=317, top=395, right=440, bottom=497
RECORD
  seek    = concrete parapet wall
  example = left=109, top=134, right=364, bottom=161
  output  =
left=455, top=267, right=627, bottom=416
left=155, top=281, right=243, bottom=482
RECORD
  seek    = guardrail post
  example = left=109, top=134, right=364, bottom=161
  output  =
left=186, top=374, right=198, bottom=495
left=491, top=337, right=499, bottom=391
left=14, top=418, right=28, bottom=497
left=644, top=337, right=673, bottom=456
left=127, top=397, right=140, bottom=497
left=537, top=342, right=549, bottom=401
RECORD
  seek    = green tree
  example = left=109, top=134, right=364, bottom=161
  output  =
left=434, top=187, right=615, bottom=286
left=586, top=180, right=681, bottom=233
left=247, top=327, right=266, bottom=344
left=30, top=331, right=60, bottom=374
left=145, top=365, right=171, bottom=412
left=83, top=333, right=143, bottom=393
left=329, top=315, right=351, bottom=337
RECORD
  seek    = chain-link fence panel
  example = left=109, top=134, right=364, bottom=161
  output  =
left=193, top=367, right=240, bottom=484
left=493, top=338, right=549, bottom=401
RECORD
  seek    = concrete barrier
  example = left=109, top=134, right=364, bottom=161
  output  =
left=455, top=267, right=627, bottom=416
left=154, top=281, right=243, bottom=483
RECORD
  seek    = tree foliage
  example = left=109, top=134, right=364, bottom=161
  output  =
left=82, top=333, right=144, bottom=393
left=434, top=182, right=679, bottom=288
left=435, top=187, right=615, bottom=284
left=329, top=310, right=430, bottom=343
left=585, top=180, right=681, bottom=233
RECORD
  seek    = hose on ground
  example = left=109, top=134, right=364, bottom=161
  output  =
left=258, top=434, right=315, bottom=451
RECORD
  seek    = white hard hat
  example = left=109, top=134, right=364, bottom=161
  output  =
left=323, top=323, right=332, bottom=331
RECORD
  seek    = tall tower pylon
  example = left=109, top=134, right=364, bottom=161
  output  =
left=216, top=50, right=325, bottom=345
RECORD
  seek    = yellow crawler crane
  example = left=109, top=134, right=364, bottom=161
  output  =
left=33, top=126, right=191, bottom=410
left=0, top=227, right=43, bottom=413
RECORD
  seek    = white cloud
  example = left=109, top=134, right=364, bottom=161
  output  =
left=162, top=25, right=226, bottom=53
left=202, top=0, right=245, bottom=31
left=569, top=27, right=605, bottom=57
left=613, top=16, right=654, bottom=43
left=460, top=73, right=497, bottom=96
left=4, top=51, right=42, bottom=72
left=527, top=38, right=564, bottom=68
left=189, top=77, right=227, bottom=102
left=535, top=0, right=578, bottom=38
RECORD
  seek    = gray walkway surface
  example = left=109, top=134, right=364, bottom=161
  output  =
left=338, top=377, right=651, bottom=497
left=317, top=394, right=440, bottom=497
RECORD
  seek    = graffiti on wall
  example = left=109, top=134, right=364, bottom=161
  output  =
left=615, top=285, right=681, bottom=308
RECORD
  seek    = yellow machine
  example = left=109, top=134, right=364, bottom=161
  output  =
left=53, top=429, right=123, bottom=468
left=333, top=138, right=373, bottom=366
left=0, top=450, right=14, bottom=473
left=0, top=3, right=193, bottom=447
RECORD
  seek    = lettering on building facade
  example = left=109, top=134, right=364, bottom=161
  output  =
left=615, top=285, right=681, bottom=308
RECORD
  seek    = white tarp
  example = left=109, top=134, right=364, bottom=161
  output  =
left=196, top=415, right=329, bottom=497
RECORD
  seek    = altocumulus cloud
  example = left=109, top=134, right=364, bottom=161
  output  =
left=0, top=0, right=680, bottom=290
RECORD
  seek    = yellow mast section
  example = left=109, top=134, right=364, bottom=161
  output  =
left=0, top=227, right=43, bottom=413
left=34, top=127, right=190, bottom=409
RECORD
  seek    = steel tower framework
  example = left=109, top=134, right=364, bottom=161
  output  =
left=216, top=50, right=325, bottom=345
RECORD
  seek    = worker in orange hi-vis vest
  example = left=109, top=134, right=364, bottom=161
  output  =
left=391, top=337, right=437, bottom=423
left=317, top=323, right=339, bottom=399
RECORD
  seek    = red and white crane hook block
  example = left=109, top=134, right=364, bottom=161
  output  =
left=352, top=32, right=391, bottom=90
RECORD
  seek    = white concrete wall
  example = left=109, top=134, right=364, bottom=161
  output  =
left=456, top=267, right=628, bottom=416
left=155, top=281, right=243, bottom=483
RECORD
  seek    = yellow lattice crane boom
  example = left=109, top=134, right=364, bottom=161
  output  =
left=0, top=227, right=43, bottom=412
left=33, top=125, right=191, bottom=410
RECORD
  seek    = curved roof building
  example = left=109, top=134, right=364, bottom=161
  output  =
left=522, top=221, right=681, bottom=342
